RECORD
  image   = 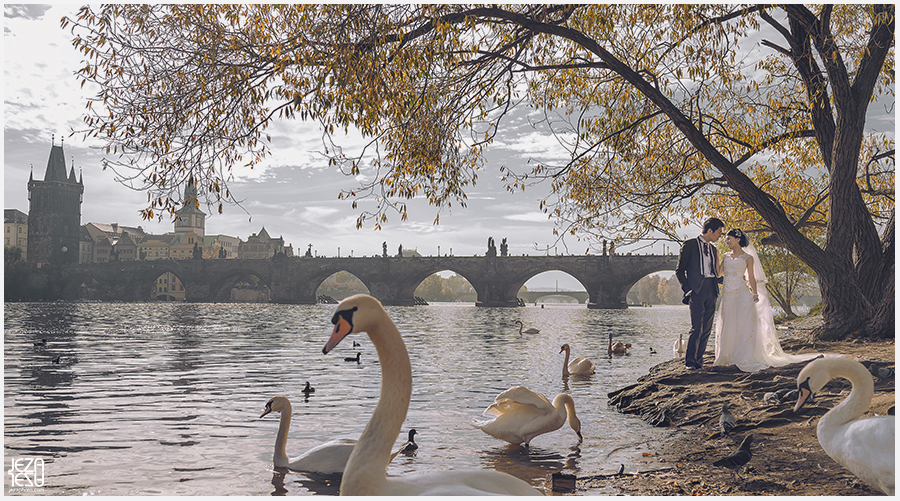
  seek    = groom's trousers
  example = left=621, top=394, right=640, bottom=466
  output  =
left=686, top=277, right=718, bottom=368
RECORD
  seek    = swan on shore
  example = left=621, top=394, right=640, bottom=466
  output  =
left=559, top=343, right=595, bottom=377
left=794, top=357, right=894, bottom=495
left=472, top=386, right=583, bottom=447
left=260, top=396, right=356, bottom=475
left=515, top=320, right=540, bottom=335
left=673, top=332, right=685, bottom=357
left=323, top=294, right=542, bottom=496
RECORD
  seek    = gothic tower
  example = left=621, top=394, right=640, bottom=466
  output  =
left=174, top=182, right=205, bottom=236
left=27, top=139, right=84, bottom=267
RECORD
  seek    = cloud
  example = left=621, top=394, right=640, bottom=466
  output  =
left=504, top=212, right=551, bottom=223
left=4, top=4, right=52, bottom=20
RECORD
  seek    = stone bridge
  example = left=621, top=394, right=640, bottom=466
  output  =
left=58, top=253, right=679, bottom=309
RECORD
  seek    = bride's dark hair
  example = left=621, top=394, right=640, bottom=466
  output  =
left=727, top=228, right=749, bottom=247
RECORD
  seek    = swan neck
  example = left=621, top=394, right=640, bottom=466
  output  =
left=273, top=408, right=291, bottom=465
left=341, top=312, right=412, bottom=495
left=562, top=347, right=570, bottom=377
left=554, top=393, right=576, bottom=420
left=819, top=360, right=875, bottom=435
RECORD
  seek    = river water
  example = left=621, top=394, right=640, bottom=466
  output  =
left=4, top=301, right=691, bottom=495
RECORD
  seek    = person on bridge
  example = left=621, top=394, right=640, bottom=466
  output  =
left=675, top=217, right=724, bottom=369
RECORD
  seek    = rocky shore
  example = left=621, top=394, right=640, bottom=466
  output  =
left=565, top=317, right=895, bottom=496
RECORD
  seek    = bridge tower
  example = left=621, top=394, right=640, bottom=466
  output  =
left=174, top=182, right=205, bottom=236
left=27, top=138, right=83, bottom=268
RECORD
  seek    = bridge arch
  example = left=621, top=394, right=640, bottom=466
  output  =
left=314, top=270, right=370, bottom=303
left=615, top=262, right=681, bottom=307
left=518, top=270, right=588, bottom=304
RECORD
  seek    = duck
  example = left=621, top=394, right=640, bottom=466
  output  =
left=559, top=343, right=595, bottom=377
left=515, top=320, right=540, bottom=335
left=323, top=294, right=541, bottom=495
left=52, top=356, right=61, bottom=364
left=793, top=357, right=894, bottom=495
left=649, top=347, right=657, bottom=354
left=352, top=341, right=361, bottom=347
left=712, top=434, right=753, bottom=479
left=397, top=428, right=418, bottom=453
left=472, top=386, right=583, bottom=447
left=33, top=339, right=47, bottom=347
left=608, top=333, right=630, bottom=356
left=344, top=352, right=361, bottom=363
left=302, top=381, right=315, bottom=394
left=260, top=395, right=356, bottom=475
left=673, top=332, right=685, bottom=357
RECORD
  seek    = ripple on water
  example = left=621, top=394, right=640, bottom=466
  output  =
left=4, top=301, right=690, bottom=495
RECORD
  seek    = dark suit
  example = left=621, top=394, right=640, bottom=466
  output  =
left=676, top=237, right=719, bottom=368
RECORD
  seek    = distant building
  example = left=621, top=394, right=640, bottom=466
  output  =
left=212, top=234, right=240, bottom=258
left=138, top=234, right=176, bottom=260
left=168, top=231, right=203, bottom=260
left=82, top=222, right=147, bottom=263
left=27, top=140, right=84, bottom=267
left=239, top=227, right=293, bottom=259
left=4, top=208, right=28, bottom=260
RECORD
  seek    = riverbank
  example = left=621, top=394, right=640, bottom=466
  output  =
left=565, top=317, right=894, bottom=496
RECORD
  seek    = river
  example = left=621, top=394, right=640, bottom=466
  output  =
left=4, top=301, right=691, bottom=495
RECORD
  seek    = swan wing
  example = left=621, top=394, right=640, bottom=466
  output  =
left=387, top=469, right=542, bottom=495
left=288, top=438, right=357, bottom=474
left=823, top=416, right=895, bottom=495
left=493, top=386, right=554, bottom=411
left=569, top=358, right=595, bottom=375
left=474, top=393, right=564, bottom=445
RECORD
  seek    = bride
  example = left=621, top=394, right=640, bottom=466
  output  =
left=713, top=228, right=817, bottom=372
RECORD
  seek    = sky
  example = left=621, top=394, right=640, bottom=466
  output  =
left=3, top=5, right=704, bottom=290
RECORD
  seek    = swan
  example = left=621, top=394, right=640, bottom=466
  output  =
left=608, top=333, right=630, bottom=356
left=559, top=344, right=595, bottom=377
left=260, top=395, right=356, bottom=475
left=472, top=386, right=583, bottom=447
left=673, top=332, right=685, bottom=357
left=793, top=357, right=894, bottom=495
left=515, top=320, right=540, bottom=335
left=323, top=294, right=542, bottom=496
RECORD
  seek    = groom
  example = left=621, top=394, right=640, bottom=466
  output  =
left=676, top=217, right=724, bottom=369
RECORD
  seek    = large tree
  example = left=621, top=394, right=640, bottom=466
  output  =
left=64, top=5, right=894, bottom=339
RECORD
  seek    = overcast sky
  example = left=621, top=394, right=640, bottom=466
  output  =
left=3, top=5, right=699, bottom=290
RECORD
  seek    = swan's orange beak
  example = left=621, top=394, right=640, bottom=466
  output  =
left=324, top=310, right=354, bottom=354
left=793, top=387, right=811, bottom=413
left=793, top=377, right=813, bottom=413
left=260, top=403, right=272, bottom=419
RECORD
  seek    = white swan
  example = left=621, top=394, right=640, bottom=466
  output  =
left=559, top=343, right=595, bottom=377
left=515, top=320, right=540, bottom=335
left=608, top=333, right=629, bottom=356
left=472, top=386, right=583, bottom=447
left=260, top=395, right=356, bottom=475
left=794, top=357, right=894, bottom=495
left=323, top=294, right=542, bottom=496
left=673, top=332, right=685, bottom=357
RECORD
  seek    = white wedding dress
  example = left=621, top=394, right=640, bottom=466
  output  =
left=713, top=252, right=817, bottom=372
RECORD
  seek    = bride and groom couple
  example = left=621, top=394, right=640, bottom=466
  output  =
left=676, top=217, right=814, bottom=372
